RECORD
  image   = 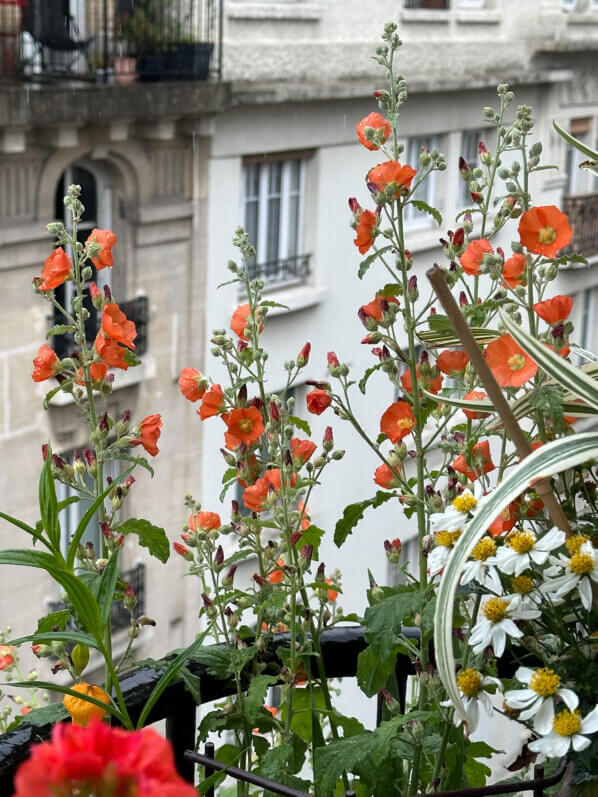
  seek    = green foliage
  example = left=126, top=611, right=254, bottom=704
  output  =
left=334, top=492, right=395, bottom=547
left=408, top=200, right=442, bottom=226
left=116, top=518, right=170, bottom=563
left=287, top=415, right=312, bottom=436
left=358, top=246, right=393, bottom=279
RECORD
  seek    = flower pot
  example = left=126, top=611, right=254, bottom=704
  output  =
left=166, top=42, right=213, bottom=81
left=114, top=56, right=137, bottom=85
left=137, top=53, right=168, bottom=82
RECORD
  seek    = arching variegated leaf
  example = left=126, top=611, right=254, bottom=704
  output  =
left=434, top=432, right=598, bottom=724
left=418, top=328, right=500, bottom=348
left=422, top=390, right=495, bottom=414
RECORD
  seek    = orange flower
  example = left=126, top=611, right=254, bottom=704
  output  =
left=374, top=463, right=402, bottom=489
left=189, top=511, right=221, bottom=532
left=460, top=238, right=493, bottom=276
left=75, top=361, right=109, bottom=385
left=39, top=247, right=72, bottom=291
left=298, top=500, right=310, bottom=530
left=356, top=112, right=391, bottom=150
left=502, top=253, right=526, bottom=288
left=306, top=389, right=332, bottom=415
left=231, top=303, right=263, bottom=341
left=199, top=384, right=225, bottom=419
left=178, top=367, right=207, bottom=402
left=380, top=401, right=416, bottom=443
left=360, top=294, right=399, bottom=321
left=94, top=332, right=130, bottom=371
left=223, top=407, right=265, bottom=447
left=101, top=303, right=136, bottom=350
left=462, top=390, right=490, bottom=420
left=488, top=503, right=516, bottom=537
left=131, top=414, right=162, bottom=457
left=0, top=645, right=15, bottom=670
left=400, top=366, right=443, bottom=396
left=485, top=334, right=538, bottom=388
left=243, top=477, right=269, bottom=513
left=533, top=295, right=573, bottom=324
left=290, top=438, right=317, bottom=465
left=452, top=441, right=495, bottom=481
left=326, top=578, right=339, bottom=602
left=31, top=344, right=59, bottom=382
left=518, top=205, right=572, bottom=257
left=263, top=468, right=297, bottom=491
left=86, top=228, right=117, bottom=269
left=269, top=558, right=285, bottom=584
left=367, top=161, right=417, bottom=197
left=354, top=209, right=378, bottom=255
left=63, top=683, right=110, bottom=727
left=437, top=349, right=469, bottom=375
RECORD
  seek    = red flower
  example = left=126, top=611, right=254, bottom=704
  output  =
left=223, top=407, right=265, bottom=447
left=290, top=438, right=317, bottom=465
left=306, top=389, right=332, bottom=415
left=231, top=303, right=263, bottom=341
left=243, top=477, right=269, bottom=513
left=199, top=384, right=225, bottom=419
left=94, top=332, right=130, bottom=371
left=354, top=209, right=378, bottom=255
left=374, top=463, right=402, bottom=489
left=101, top=303, right=137, bottom=350
left=485, top=334, right=538, bottom=388
left=360, top=295, right=399, bottom=321
left=326, top=578, right=339, bottom=602
left=356, top=112, right=392, bottom=150
left=12, top=718, right=197, bottom=797
left=400, top=366, right=443, bottom=396
left=460, top=238, right=493, bottom=276
left=189, top=511, right=221, bottom=532
left=502, top=253, right=526, bottom=288
left=178, top=367, right=207, bottom=402
left=86, top=228, right=117, bottom=269
left=0, top=646, right=15, bottom=670
left=437, top=349, right=469, bottom=375
left=488, top=503, right=516, bottom=537
left=39, top=247, right=72, bottom=291
left=533, top=295, right=573, bottom=324
left=518, top=205, right=572, bottom=257
left=367, top=161, right=417, bottom=197
left=31, top=344, right=59, bottom=382
left=452, top=441, right=495, bottom=481
left=269, top=558, right=285, bottom=584
left=462, top=390, right=490, bottom=420
left=380, top=401, right=416, bottom=443
left=263, top=468, right=296, bottom=491
left=131, top=414, right=162, bottom=456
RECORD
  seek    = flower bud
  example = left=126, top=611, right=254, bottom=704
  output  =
left=223, top=565, right=237, bottom=587
left=323, top=426, right=334, bottom=451
left=407, top=275, right=418, bottom=301
left=297, top=342, right=311, bottom=368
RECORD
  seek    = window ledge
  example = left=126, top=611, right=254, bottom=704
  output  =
left=565, top=11, right=598, bottom=24
left=398, top=9, right=450, bottom=23
left=226, top=2, right=322, bottom=21
left=236, top=284, right=327, bottom=317
left=49, top=355, right=157, bottom=406
left=455, top=10, right=501, bottom=23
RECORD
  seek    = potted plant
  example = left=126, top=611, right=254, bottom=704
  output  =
left=115, top=0, right=168, bottom=82
left=165, top=0, right=214, bottom=80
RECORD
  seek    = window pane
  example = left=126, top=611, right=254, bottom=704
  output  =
left=268, top=162, right=282, bottom=195
left=267, top=197, right=281, bottom=262
left=289, top=159, right=300, bottom=192
left=287, top=194, right=299, bottom=258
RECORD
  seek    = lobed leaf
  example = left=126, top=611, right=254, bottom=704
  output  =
left=116, top=518, right=170, bottom=563
left=334, top=492, right=395, bottom=547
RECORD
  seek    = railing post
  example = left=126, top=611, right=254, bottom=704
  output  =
left=166, top=701, right=197, bottom=784
left=204, top=742, right=216, bottom=797
left=533, top=764, right=544, bottom=797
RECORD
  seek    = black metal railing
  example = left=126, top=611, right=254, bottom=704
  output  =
left=0, top=626, right=566, bottom=795
left=0, top=0, right=221, bottom=83
left=562, top=192, right=598, bottom=258
left=247, top=253, right=311, bottom=290
left=404, top=0, right=450, bottom=9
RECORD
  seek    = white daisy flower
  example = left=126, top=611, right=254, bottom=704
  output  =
left=504, top=666, right=578, bottom=734
left=430, top=483, right=483, bottom=533
left=528, top=705, right=598, bottom=757
left=540, top=541, right=598, bottom=611
left=461, top=536, right=502, bottom=594
left=469, top=594, right=541, bottom=657
left=428, top=529, right=462, bottom=577
left=492, top=527, right=566, bottom=577
left=441, top=668, right=501, bottom=733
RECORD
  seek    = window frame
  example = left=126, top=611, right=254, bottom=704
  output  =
left=403, top=135, right=438, bottom=229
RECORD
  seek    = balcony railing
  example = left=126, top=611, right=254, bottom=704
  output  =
left=562, top=192, right=598, bottom=259
left=246, top=253, right=311, bottom=291
left=404, top=0, right=450, bottom=9
left=0, top=0, right=222, bottom=83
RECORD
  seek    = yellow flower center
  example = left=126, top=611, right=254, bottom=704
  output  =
left=397, top=418, right=414, bottom=431
left=512, top=575, right=534, bottom=594
left=472, top=538, right=497, bottom=561
left=507, top=353, right=526, bottom=371
left=507, top=530, right=536, bottom=554
left=566, top=535, right=589, bottom=555
left=482, top=597, right=510, bottom=623
left=553, top=708, right=581, bottom=737
left=435, top=530, right=462, bottom=547
left=538, top=226, right=557, bottom=245
left=457, top=668, right=482, bottom=698
left=238, top=418, right=253, bottom=433
left=453, top=493, right=477, bottom=513
left=569, top=551, right=594, bottom=575
left=529, top=668, right=561, bottom=696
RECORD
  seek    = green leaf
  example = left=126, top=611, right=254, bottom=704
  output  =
left=117, top=518, right=170, bottom=563
left=46, top=324, right=75, bottom=339
left=434, top=432, right=598, bottom=726
left=554, top=121, right=598, bottom=162
left=39, top=451, right=60, bottom=553
left=0, top=511, right=42, bottom=541
left=427, top=313, right=453, bottom=333
left=530, top=385, right=565, bottom=432
left=43, top=384, right=66, bottom=410
left=221, top=467, right=238, bottom=485
left=334, top=492, right=395, bottom=547
left=294, top=524, right=325, bottom=558
left=408, top=200, right=442, bottom=226
left=357, top=645, right=398, bottom=697
left=98, top=552, right=120, bottom=628
left=179, top=666, right=202, bottom=704
left=9, top=630, right=100, bottom=649
left=358, top=246, right=393, bottom=280
left=287, top=415, right=311, bottom=436
left=422, top=389, right=495, bottom=414
left=359, top=362, right=386, bottom=394
left=244, top=675, right=278, bottom=723
left=136, top=630, right=209, bottom=729
left=191, top=644, right=233, bottom=678
left=260, top=300, right=290, bottom=310
left=36, top=610, right=70, bottom=634
left=19, top=702, right=69, bottom=727
left=112, top=454, right=155, bottom=477
left=315, top=733, right=373, bottom=796
left=10, top=680, right=127, bottom=726
left=418, top=328, right=500, bottom=348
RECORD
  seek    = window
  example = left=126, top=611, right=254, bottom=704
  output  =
left=404, top=0, right=450, bottom=8
left=562, top=0, right=578, bottom=9
left=242, top=154, right=310, bottom=290
left=404, top=136, right=437, bottom=227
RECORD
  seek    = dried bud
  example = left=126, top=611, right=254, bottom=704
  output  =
left=214, top=545, right=224, bottom=568
left=348, top=197, right=361, bottom=213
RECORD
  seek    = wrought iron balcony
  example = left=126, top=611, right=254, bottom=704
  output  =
left=562, top=191, right=598, bottom=259
left=246, top=253, right=311, bottom=291
left=0, top=0, right=221, bottom=83
left=404, top=0, right=450, bottom=9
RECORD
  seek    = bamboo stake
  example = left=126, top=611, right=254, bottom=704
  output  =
left=426, top=266, right=571, bottom=536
